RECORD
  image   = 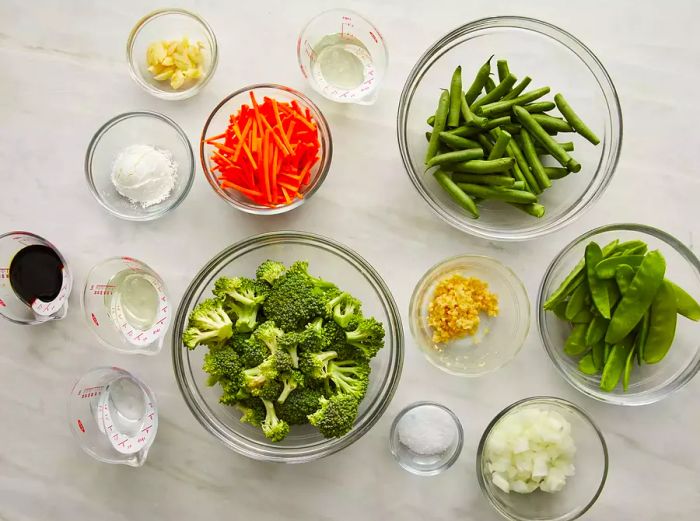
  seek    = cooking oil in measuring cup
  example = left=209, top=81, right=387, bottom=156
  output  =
left=105, top=269, right=161, bottom=331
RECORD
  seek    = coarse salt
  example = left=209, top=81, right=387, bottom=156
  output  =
left=397, top=405, right=457, bottom=456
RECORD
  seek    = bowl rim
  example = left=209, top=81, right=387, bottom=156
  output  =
left=408, top=254, right=531, bottom=377
left=537, top=223, right=700, bottom=405
left=199, top=84, right=333, bottom=215
left=126, top=7, right=219, bottom=100
left=396, top=15, right=623, bottom=241
left=476, top=396, right=609, bottom=521
left=84, top=110, right=195, bottom=221
left=171, top=230, right=404, bottom=462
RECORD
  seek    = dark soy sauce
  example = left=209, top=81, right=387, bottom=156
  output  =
left=9, top=245, right=64, bottom=305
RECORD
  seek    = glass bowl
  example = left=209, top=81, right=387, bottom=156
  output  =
left=200, top=84, right=332, bottom=215
left=171, top=231, right=404, bottom=462
left=85, top=111, right=195, bottom=221
left=126, top=8, right=218, bottom=100
left=397, top=16, right=622, bottom=241
left=477, top=397, right=608, bottom=521
left=538, top=224, right=700, bottom=405
left=409, top=255, right=530, bottom=376
left=389, top=401, right=463, bottom=476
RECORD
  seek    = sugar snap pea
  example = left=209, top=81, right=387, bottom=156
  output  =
left=572, top=309, right=594, bottom=324
left=506, top=139, right=540, bottom=194
left=426, top=148, right=484, bottom=167
left=614, top=265, right=636, bottom=294
left=600, top=334, right=634, bottom=391
left=554, top=93, right=601, bottom=145
left=524, top=101, right=556, bottom=113
left=585, top=314, right=609, bottom=346
left=456, top=183, right=537, bottom=204
left=447, top=66, right=463, bottom=128
left=564, top=323, right=588, bottom=356
left=586, top=242, right=610, bottom=318
left=433, top=169, right=479, bottom=218
left=477, top=87, right=551, bottom=117
left=544, top=167, right=570, bottom=180
left=449, top=158, right=514, bottom=173
left=451, top=173, right=515, bottom=186
left=487, top=129, right=512, bottom=160
left=643, top=280, right=677, bottom=363
left=531, top=114, right=574, bottom=133
left=579, top=353, right=598, bottom=375
left=606, top=250, right=666, bottom=344
left=565, top=282, right=590, bottom=320
left=668, top=280, right=700, bottom=321
left=520, top=129, right=551, bottom=190
left=437, top=132, right=481, bottom=150
left=595, top=255, right=645, bottom=279
left=464, top=56, right=493, bottom=105
left=425, top=90, right=450, bottom=163
left=513, top=106, right=581, bottom=172
left=509, top=202, right=545, bottom=218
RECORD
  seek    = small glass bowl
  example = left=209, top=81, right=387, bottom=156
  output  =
left=126, top=8, right=218, bottom=100
left=200, top=84, right=333, bottom=215
left=477, top=397, right=608, bottom=521
left=409, top=255, right=530, bottom=376
left=397, top=16, right=622, bottom=241
left=389, top=401, right=463, bottom=476
left=85, top=111, right=195, bottom=221
left=538, top=224, right=700, bottom=405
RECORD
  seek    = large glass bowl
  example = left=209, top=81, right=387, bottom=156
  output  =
left=172, top=231, right=403, bottom=462
left=477, top=397, right=608, bottom=521
left=538, top=224, right=700, bottom=405
left=397, top=16, right=622, bottom=241
left=200, top=85, right=332, bottom=215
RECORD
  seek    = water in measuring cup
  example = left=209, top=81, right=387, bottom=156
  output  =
left=311, top=33, right=376, bottom=101
left=104, top=269, right=160, bottom=331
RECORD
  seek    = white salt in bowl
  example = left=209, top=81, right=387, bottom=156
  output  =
left=85, top=111, right=195, bottom=221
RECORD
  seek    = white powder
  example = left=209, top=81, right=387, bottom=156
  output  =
left=397, top=405, right=457, bottom=455
left=111, top=144, right=178, bottom=208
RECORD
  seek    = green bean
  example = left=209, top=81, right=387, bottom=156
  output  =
left=447, top=66, right=463, bottom=128
left=487, top=129, right=512, bottom=160
left=460, top=96, right=488, bottom=128
left=506, top=139, right=540, bottom=194
left=520, top=129, right=551, bottom=190
left=531, top=114, right=574, bottom=133
left=595, top=255, right=645, bottom=279
left=585, top=314, right=609, bottom=346
left=484, top=77, right=497, bottom=93
left=437, top=132, right=481, bottom=150
left=592, top=340, right=605, bottom=371
left=472, top=73, right=518, bottom=110
left=614, top=265, right=636, bottom=294
left=509, top=202, right=545, bottom=218
left=449, top=157, right=514, bottom=174
left=476, top=134, right=494, bottom=154
left=554, top=93, right=601, bottom=145
left=425, top=90, right=451, bottom=163
left=643, top=280, right=677, bottom=364
left=427, top=115, right=435, bottom=126
left=447, top=125, right=481, bottom=138
left=523, top=101, right=556, bottom=113
left=477, top=87, right=551, bottom=117
left=564, top=324, right=588, bottom=356
left=636, top=312, right=650, bottom=365
left=509, top=162, right=527, bottom=186
left=600, top=334, right=634, bottom=391
left=536, top=142, right=574, bottom=154
left=452, top=173, right=515, bottom=186
left=464, top=56, right=493, bottom=105
left=622, top=341, right=637, bottom=391
left=496, top=59, right=509, bottom=82
left=579, top=353, right=598, bottom=374
left=426, top=148, right=484, bottom=167
left=552, top=300, right=568, bottom=321
left=511, top=181, right=526, bottom=190
left=586, top=242, right=610, bottom=318
left=433, top=169, right=479, bottom=218
left=501, top=123, right=521, bottom=134
left=456, top=184, right=537, bottom=204
left=572, top=309, right=594, bottom=324
left=544, top=167, right=570, bottom=180
left=513, top=105, right=581, bottom=172
left=606, top=250, right=666, bottom=344
left=668, top=280, right=700, bottom=321
left=565, top=282, right=590, bottom=320
left=502, top=76, right=532, bottom=101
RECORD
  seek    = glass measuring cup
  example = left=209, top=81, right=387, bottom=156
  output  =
left=0, top=231, right=72, bottom=325
left=82, top=257, right=170, bottom=355
left=297, top=9, right=388, bottom=105
left=68, top=367, right=158, bottom=467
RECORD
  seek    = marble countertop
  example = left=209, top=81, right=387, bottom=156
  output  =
left=1, top=0, right=699, bottom=519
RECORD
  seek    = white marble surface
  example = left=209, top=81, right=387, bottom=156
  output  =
left=1, top=0, right=699, bottom=519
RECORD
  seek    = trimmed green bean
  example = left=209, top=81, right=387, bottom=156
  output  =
left=502, top=76, right=532, bottom=101
left=531, top=113, right=574, bottom=133
left=437, top=132, right=481, bottom=150
left=595, top=255, right=645, bottom=279
left=523, top=101, right=556, bottom=113
left=472, top=73, right=518, bottom=110
left=520, top=129, right=551, bottom=190
left=668, top=280, right=700, bottom=321
left=513, top=105, right=581, bottom=172
left=501, top=123, right=521, bottom=134
left=643, top=280, right=677, bottom=363
left=460, top=96, right=488, bottom=128
left=464, top=56, right=493, bottom=105
left=425, top=90, right=450, bottom=163
left=554, top=93, right=601, bottom=145
left=477, top=86, right=551, bottom=117
left=447, top=66, right=463, bottom=128
left=449, top=157, right=514, bottom=174
left=544, top=167, right=570, bottom=180
left=484, top=77, right=497, bottom=93
left=496, top=60, right=509, bottom=82
left=433, top=169, right=479, bottom=218
left=476, top=134, right=494, bottom=154
left=506, top=139, right=540, bottom=194
left=447, top=125, right=481, bottom=138
left=426, top=148, right=484, bottom=167
left=586, top=242, right=611, bottom=319
left=451, top=173, right=515, bottom=186
left=511, top=181, right=526, bottom=190
left=509, top=202, right=545, bottom=218
left=457, top=183, right=537, bottom=204
left=487, top=129, right=512, bottom=160
left=536, top=142, right=574, bottom=154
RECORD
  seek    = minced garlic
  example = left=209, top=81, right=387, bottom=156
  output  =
left=427, top=274, right=498, bottom=344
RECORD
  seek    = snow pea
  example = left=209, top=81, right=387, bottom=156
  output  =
left=592, top=340, right=605, bottom=371
left=595, top=255, right=645, bottom=279
left=668, top=280, right=700, bottom=321
left=614, top=265, right=635, bottom=294
left=606, top=250, right=666, bottom=344
left=447, top=66, right=463, bottom=128
left=603, top=343, right=611, bottom=364
left=600, top=334, right=634, bottom=392
left=622, top=341, right=637, bottom=391
left=552, top=300, right=569, bottom=320
left=578, top=352, right=598, bottom=375
left=564, top=323, right=588, bottom=356
left=572, top=309, right=594, bottom=324
left=606, top=279, right=621, bottom=309
left=425, top=90, right=451, bottom=163
left=565, top=282, right=590, bottom=321
left=623, top=243, right=648, bottom=256
left=635, top=312, right=650, bottom=365
left=585, top=314, right=609, bottom=346
left=643, top=280, right=677, bottom=364
left=586, top=242, right=610, bottom=318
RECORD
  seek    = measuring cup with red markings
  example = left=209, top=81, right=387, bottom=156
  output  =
left=81, top=257, right=170, bottom=355
left=0, top=231, right=72, bottom=325
left=68, top=367, right=158, bottom=467
left=297, top=8, right=388, bottom=105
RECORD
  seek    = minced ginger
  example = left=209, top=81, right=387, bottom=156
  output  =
left=427, top=274, right=499, bottom=344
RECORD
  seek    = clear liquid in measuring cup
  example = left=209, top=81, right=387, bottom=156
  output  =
left=104, top=269, right=160, bottom=331
left=311, top=33, right=377, bottom=101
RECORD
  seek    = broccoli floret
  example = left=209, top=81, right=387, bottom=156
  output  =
left=214, top=277, right=268, bottom=332
left=261, top=398, right=290, bottom=442
left=235, top=398, right=266, bottom=427
left=253, top=379, right=284, bottom=401
left=278, top=370, right=305, bottom=404
left=219, top=377, right=246, bottom=405
left=183, top=298, right=234, bottom=349
left=256, top=260, right=286, bottom=285
left=345, top=317, right=385, bottom=360
left=228, top=332, right=251, bottom=353
left=327, top=359, right=370, bottom=399
left=308, top=394, right=359, bottom=438
left=202, top=348, right=242, bottom=386
left=325, top=291, right=362, bottom=329
left=277, top=387, right=324, bottom=425
left=299, top=350, right=337, bottom=380
left=238, top=335, right=269, bottom=368
left=288, top=261, right=337, bottom=290
left=262, top=268, right=328, bottom=331
left=253, top=320, right=285, bottom=354
left=242, top=357, right=277, bottom=390
left=279, top=331, right=304, bottom=368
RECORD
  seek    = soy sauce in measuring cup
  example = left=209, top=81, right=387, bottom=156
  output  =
left=9, top=244, right=64, bottom=305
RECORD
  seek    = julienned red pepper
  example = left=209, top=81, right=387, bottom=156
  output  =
left=204, top=94, right=320, bottom=207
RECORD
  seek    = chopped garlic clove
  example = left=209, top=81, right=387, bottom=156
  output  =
left=170, top=70, right=185, bottom=89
